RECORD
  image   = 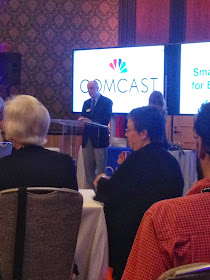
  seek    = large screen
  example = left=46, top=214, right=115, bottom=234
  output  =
left=73, top=45, right=164, bottom=113
left=180, top=42, right=210, bottom=114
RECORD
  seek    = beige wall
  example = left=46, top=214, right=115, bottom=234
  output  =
left=166, top=115, right=196, bottom=150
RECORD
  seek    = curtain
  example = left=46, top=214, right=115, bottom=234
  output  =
left=135, top=0, right=170, bottom=45
left=118, top=0, right=136, bottom=46
left=185, top=0, right=210, bottom=42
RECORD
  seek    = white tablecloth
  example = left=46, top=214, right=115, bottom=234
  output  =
left=169, top=150, right=198, bottom=195
left=75, top=189, right=108, bottom=280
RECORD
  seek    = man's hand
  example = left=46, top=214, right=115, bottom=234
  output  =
left=94, top=173, right=108, bottom=187
left=78, top=116, right=91, bottom=122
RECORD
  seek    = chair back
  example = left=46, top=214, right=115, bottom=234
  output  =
left=174, top=275, right=210, bottom=280
left=0, top=187, right=83, bottom=280
left=158, top=263, right=210, bottom=280
left=0, top=142, right=12, bottom=158
left=45, top=147, right=60, bottom=152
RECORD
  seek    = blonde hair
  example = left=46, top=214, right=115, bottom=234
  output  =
left=4, top=95, right=50, bottom=146
left=148, top=91, right=167, bottom=117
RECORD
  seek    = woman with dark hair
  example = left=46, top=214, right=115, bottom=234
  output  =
left=149, top=91, right=168, bottom=149
left=94, top=106, right=183, bottom=279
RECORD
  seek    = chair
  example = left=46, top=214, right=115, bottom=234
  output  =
left=0, top=142, right=12, bottom=158
left=45, top=147, right=61, bottom=152
left=158, top=263, right=210, bottom=280
left=0, top=187, right=83, bottom=280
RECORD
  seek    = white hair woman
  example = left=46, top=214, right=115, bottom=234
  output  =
left=5, top=95, right=50, bottom=149
left=0, top=94, right=78, bottom=191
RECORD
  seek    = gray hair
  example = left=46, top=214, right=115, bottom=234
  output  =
left=4, top=95, right=50, bottom=146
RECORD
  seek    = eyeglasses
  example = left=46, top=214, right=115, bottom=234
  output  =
left=125, top=129, right=136, bottom=133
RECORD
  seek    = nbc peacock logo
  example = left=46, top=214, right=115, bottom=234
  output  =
left=117, top=151, right=128, bottom=164
left=109, top=59, right=127, bottom=73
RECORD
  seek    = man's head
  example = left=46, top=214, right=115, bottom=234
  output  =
left=126, top=106, right=164, bottom=151
left=87, top=80, right=99, bottom=99
left=194, top=103, right=210, bottom=164
left=4, top=94, right=50, bottom=146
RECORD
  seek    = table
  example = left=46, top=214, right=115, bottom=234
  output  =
left=77, top=146, right=198, bottom=195
left=168, top=149, right=198, bottom=195
left=75, top=190, right=108, bottom=280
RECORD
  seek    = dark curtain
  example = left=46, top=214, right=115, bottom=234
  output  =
left=118, top=0, right=136, bottom=46
left=169, top=0, right=186, bottom=43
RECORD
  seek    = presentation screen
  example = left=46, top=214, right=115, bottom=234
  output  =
left=73, top=45, right=164, bottom=113
left=180, top=42, right=210, bottom=114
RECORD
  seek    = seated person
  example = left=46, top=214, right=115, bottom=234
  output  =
left=122, top=102, right=210, bottom=280
left=94, top=106, right=184, bottom=280
left=0, top=94, right=78, bottom=191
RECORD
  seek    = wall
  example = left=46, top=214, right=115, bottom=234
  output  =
left=134, top=0, right=210, bottom=149
left=166, top=115, right=197, bottom=150
left=0, top=0, right=118, bottom=127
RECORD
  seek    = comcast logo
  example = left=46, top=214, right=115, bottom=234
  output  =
left=109, top=59, right=127, bottom=73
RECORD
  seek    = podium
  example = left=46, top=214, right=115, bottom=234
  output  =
left=50, top=119, right=108, bottom=160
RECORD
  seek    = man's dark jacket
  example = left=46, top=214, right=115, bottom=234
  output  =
left=95, top=142, right=184, bottom=280
left=0, top=145, right=78, bottom=190
left=81, top=95, right=113, bottom=148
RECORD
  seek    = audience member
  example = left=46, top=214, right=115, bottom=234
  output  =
left=122, top=102, right=210, bottom=280
left=149, top=91, right=168, bottom=149
left=94, top=106, right=184, bottom=280
left=0, top=95, right=78, bottom=190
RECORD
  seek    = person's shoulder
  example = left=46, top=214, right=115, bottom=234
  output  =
left=149, top=144, right=179, bottom=161
left=149, top=195, right=183, bottom=211
left=143, top=197, right=185, bottom=233
left=148, top=193, right=202, bottom=222
left=147, top=192, right=210, bottom=239
left=43, top=148, right=74, bottom=161
left=100, top=95, right=113, bottom=104
left=83, top=98, right=91, bottom=105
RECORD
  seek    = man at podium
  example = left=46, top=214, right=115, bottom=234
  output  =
left=79, top=80, right=113, bottom=189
